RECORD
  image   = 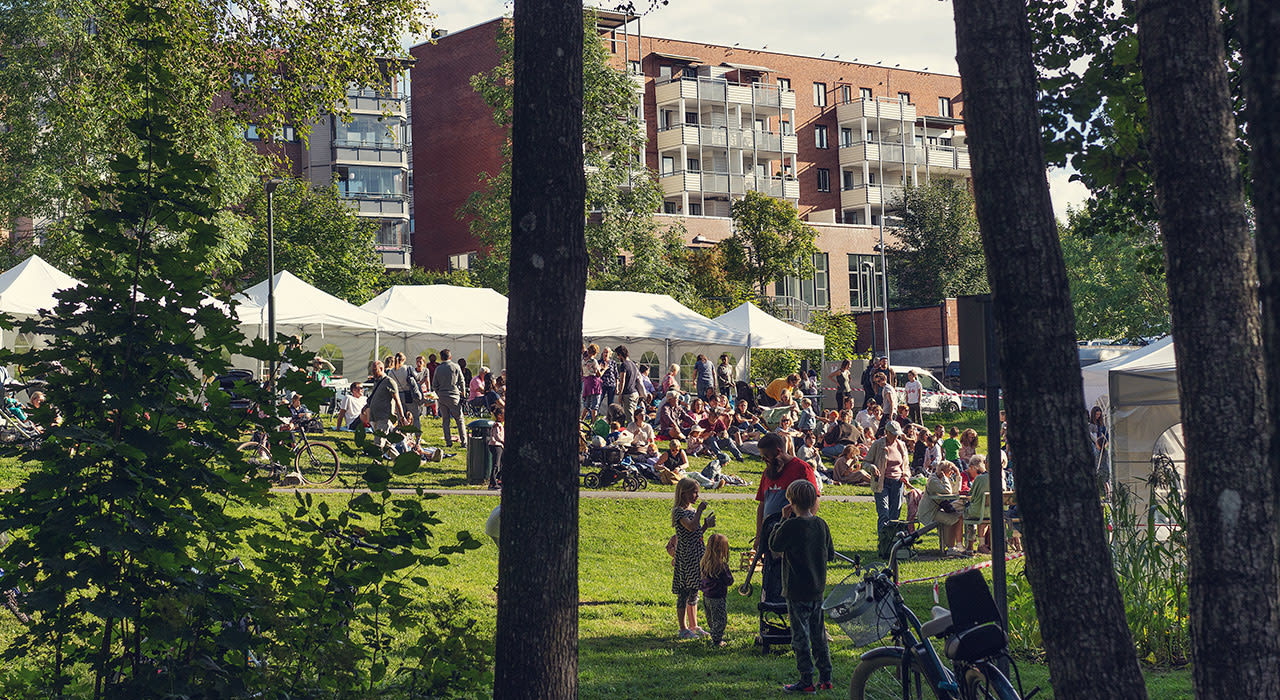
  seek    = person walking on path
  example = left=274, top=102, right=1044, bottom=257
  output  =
left=432, top=349, right=467, bottom=448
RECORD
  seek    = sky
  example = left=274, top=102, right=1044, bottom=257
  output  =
left=419, top=0, right=1090, bottom=221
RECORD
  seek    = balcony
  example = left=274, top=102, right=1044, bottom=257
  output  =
left=924, top=143, right=971, bottom=171
left=656, top=124, right=797, bottom=154
left=838, top=140, right=922, bottom=169
left=341, top=193, right=409, bottom=217
left=836, top=97, right=916, bottom=125
left=346, top=88, right=406, bottom=115
left=333, top=140, right=407, bottom=165
left=840, top=183, right=905, bottom=209
left=659, top=170, right=799, bottom=199
left=655, top=77, right=796, bottom=110
left=378, top=245, right=412, bottom=269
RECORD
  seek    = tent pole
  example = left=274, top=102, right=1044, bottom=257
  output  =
left=821, top=348, right=826, bottom=411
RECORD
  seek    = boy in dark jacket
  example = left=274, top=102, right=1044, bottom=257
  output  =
left=769, top=479, right=835, bottom=693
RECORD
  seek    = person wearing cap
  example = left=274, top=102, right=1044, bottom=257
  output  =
left=862, top=420, right=910, bottom=527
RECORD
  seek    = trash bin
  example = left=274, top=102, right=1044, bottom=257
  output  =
left=467, top=419, right=496, bottom=485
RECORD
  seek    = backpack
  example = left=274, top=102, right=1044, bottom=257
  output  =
left=877, top=520, right=911, bottom=560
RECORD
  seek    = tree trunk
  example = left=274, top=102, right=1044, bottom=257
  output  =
left=1243, top=0, right=1280, bottom=629
left=494, top=2, right=585, bottom=699
left=951, top=2, right=1150, bottom=698
left=1138, top=0, right=1280, bottom=697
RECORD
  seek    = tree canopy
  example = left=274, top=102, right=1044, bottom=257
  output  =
left=884, top=180, right=988, bottom=306
left=721, top=190, right=819, bottom=298
left=1059, top=206, right=1169, bottom=341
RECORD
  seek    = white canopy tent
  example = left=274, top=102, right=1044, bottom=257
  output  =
left=361, top=285, right=509, bottom=372
left=1106, top=337, right=1181, bottom=504
left=0, top=255, right=82, bottom=361
left=233, top=271, right=380, bottom=377
left=713, top=302, right=825, bottom=378
left=1082, top=336, right=1173, bottom=411
left=582, top=290, right=747, bottom=384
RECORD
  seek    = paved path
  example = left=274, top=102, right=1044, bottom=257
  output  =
left=273, top=486, right=874, bottom=503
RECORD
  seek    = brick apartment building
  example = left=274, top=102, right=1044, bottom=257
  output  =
left=409, top=10, right=970, bottom=318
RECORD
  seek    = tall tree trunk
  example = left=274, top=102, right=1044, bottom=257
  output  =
left=1136, top=0, right=1280, bottom=697
left=952, top=2, right=1150, bottom=698
left=494, top=2, right=585, bottom=699
left=1243, top=0, right=1280, bottom=622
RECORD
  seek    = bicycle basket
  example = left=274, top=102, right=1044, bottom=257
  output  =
left=823, top=572, right=895, bottom=647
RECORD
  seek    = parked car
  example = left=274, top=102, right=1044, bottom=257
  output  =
left=891, top=366, right=963, bottom=414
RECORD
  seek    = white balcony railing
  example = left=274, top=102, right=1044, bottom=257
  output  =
left=656, top=76, right=796, bottom=110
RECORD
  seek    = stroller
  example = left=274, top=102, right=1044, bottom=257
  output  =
left=0, top=392, right=42, bottom=446
left=736, top=511, right=791, bottom=652
left=580, top=438, right=646, bottom=491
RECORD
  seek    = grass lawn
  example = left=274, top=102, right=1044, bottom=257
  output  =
left=0, top=408, right=1192, bottom=698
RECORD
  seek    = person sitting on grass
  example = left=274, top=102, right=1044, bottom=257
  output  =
left=656, top=439, right=723, bottom=489
left=820, top=410, right=859, bottom=458
left=671, top=477, right=717, bottom=639
left=658, top=392, right=689, bottom=440
left=334, top=382, right=366, bottom=431
left=941, top=426, right=962, bottom=470
left=699, top=532, right=734, bottom=647
left=958, top=428, right=980, bottom=469
left=627, top=408, right=659, bottom=463
left=730, top=402, right=768, bottom=443
left=768, top=479, right=835, bottom=693
left=831, top=444, right=871, bottom=486
left=795, top=397, right=820, bottom=434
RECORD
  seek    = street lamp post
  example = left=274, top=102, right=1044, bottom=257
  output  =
left=862, top=260, right=878, bottom=360
left=265, top=178, right=284, bottom=391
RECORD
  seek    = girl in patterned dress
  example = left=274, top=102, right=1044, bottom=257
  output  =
left=672, top=477, right=717, bottom=639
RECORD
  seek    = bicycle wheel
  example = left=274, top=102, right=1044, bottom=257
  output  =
left=849, top=650, right=931, bottom=700
left=237, top=441, right=272, bottom=473
left=963, top=664, right=1021, bottom=700
left=294, top=442, right=339, bottom=485
left=583, top=473, right=600, bottom=489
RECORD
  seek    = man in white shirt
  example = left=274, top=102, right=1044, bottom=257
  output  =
left=904, top=370, right=923, bottom=425
left=855, top=401, right=881, bottom=431
left=335, top=382, right=367, bottom=430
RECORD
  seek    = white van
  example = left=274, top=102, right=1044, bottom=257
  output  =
left=892, top=366, right=962, bottom=414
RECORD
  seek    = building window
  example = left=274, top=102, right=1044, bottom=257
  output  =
left=813, top=82, right=827, bottom=107
left=336, top=165, right=405, bottom=198
left=449, top=252, right=477, bottom=271
left=815, top=125, right=828, bottom=149
left=816, top=168, right=830, bottom=192
left=336, top=114, right=401, bottom=146
left=844, top=209, right=864, bottom=225
left=778, top=78, right=791, bottom=91
left=840, top=85, right=852, bottom=104
left=898, top=91, right=911, bottom=103
left=687, top=158, right=700, bottom=172
left=663, top=201, right=678, bottom=214
left=661, top=155, right=675, bottom=174
left=842, top=171, right=855, bottom=190
left=781, top=120, right=793, bottom=135
left=778, top=253, right=830, bottom=309
left=689, top=202, right=702, bottom=216
left=938, top=96, right=952, bottom=117
left=685, top=111, right=699, bottom=125
left=848, top=253, right=884, bottom=311
left=628, top=60, right=641, bottom=75
left=840, top=127, right=853, bottom=147
left=860, top=87, right=873, bottom=100
left=244, top=124, right=296, bottom=142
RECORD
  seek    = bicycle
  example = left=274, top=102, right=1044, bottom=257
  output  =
left=237, top=422, right=339, bottom=485
left=825, top=521, right=1039, bottom=700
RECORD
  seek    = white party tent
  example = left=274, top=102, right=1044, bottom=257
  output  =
left=0, top=255, right=82, bottom=360
left=233, top=271, right=380, bottom=377
left=582, top=290, right=747, bottom=377
left=713, top=301, right=824, bottom=376
left=361, top=285, right=509, bottom=372
left=1107, top=336, right=1181, bottom=501
left=1081, top=335, right=1173, bottom=411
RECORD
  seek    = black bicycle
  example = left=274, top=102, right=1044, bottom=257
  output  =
left=825, top=522, right=1038, bottom=700
left=237, top=423, right=339, bottom=485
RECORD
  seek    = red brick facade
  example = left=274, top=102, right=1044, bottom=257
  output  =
left=855, top=298, right=958, bottom=367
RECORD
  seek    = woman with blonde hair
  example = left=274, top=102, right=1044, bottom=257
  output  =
left=581, top=343, right=603, bottom=421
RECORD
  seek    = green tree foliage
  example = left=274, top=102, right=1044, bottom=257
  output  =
left=681, top=246, right=755, bottom=317
left=0, top=0, right=427, bottom=248
left=0, top=6, right=487, bottom=697
left=461, top=13, right=679, bottom=295
left=377, top=265, right=476, bottom=294
left=721, top=190, right=819, bottom=298
left=236, top=178, right=384, bottom=304
left=884, top=180, right=988, bottom=306
left=807, top=311, right=860, bottom=361
left=1059, top=207, right=1170, bottom=341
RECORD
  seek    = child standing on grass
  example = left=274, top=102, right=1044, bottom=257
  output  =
left=769, top=479, right=835, bottom=693
left=672, top=477, right=716, bottom=639
left=699, top=533, right=734, bottom=647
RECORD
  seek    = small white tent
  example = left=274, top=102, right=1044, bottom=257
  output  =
left=0, top=255, right=80, bottom=318
left=361, top=285, right=509, bottom=371
left=233, top=271, right=380, bottom=376
left=1108, top=337, right=1180, bottom=498
left=582, top=290, right=747, bottom=378
left=1081, top=336, right=1173, bottom=411
left=713, top=301, right=824, bottom=377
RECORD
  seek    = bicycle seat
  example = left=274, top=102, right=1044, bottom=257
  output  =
left=920, top=606, right=952, bottom=638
